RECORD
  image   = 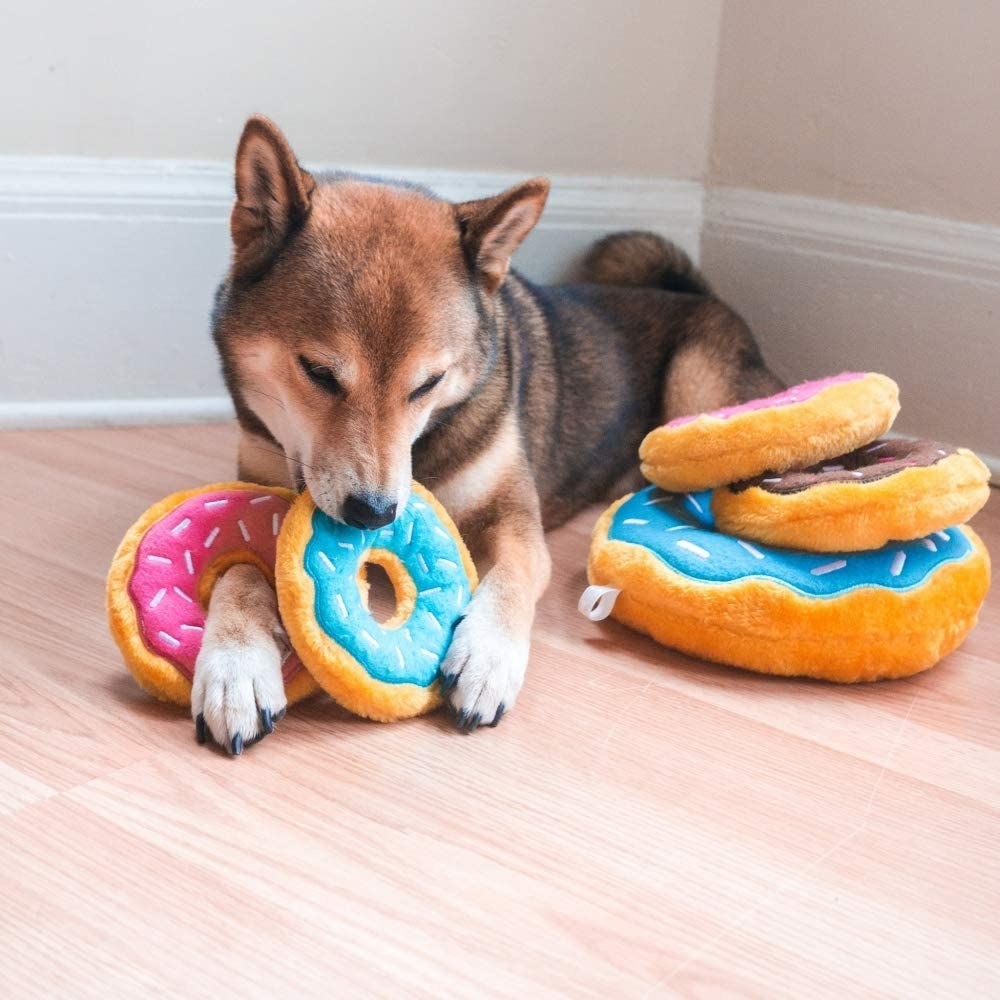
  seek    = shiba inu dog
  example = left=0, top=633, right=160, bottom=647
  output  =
left=193, top=115, right=782, bottom=753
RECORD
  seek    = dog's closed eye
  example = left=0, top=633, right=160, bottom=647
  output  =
left=409, top=372, right=445, bottom=402
left=299, top=356, right=345, bottom=397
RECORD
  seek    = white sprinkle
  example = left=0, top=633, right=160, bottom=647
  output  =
left=204, top=499, right=229, bottom=510
left=737, top=539, right=765, bottom=560
left=173, top=586, right=194, bottom=603
left=422, top=586, right=442, bottom=596
left=412, top=500, right=427, bottom=511
left=146, top=554, right=172, bottom=565
left=811, top=560, right=848, bottom=576
left=890, top=551, right=906, bottom=577
left=184, top=550, right=194, bottom=575
left=272, top=512, right=281, bottom=536
left=416, top=553, right=429, bottom=574
left=158, top=630, right=181, bottom=648
left=935, top=530, right=950, bottom=542
left=922, top=538, right=938, bottom=552
left=432, top=525, right=449, bottom=539
left=170, top=517, right=191, bottom=536
left=403, top=628, right=413, bottom=644
left=851, top=470, right=865, bottom=478
left=665, top=525, right=692, bottom=532
left=822, top=465, right=844, bottom=472
left=405, top=522, right=415, bottom=546
left=685, top=493, right=704, bottom=514
left=237, top=519, right=251, bottom=543
left=317, top=551, right=335, bottom=572
left=148, top=587, right=167, bottom=609
left=762, top=477, right=783, bottom=484
left=866, top=441, right=889, bottom=453
left=249, top=495, right=273, bottom=505
left=180, top=624, right=203, bottom=632
left=203, top=526, right=220, bottom=549
left=335, top=594, right=348, bottom=618
left=643, top=496, right=673, bottom=507
left=436, top=557, right=458, bottom=572
left=456, top=587, right=464, bottom=607
left=418, top=649, right=438, bottom=660
left=425, top=612, right=443, bottom=633
left=395, top=648, right=406, bottom=670
left=676, top=539, right=711, bottom=559
left=360, top=629, right=379, bottom=650
left=623, top=518, right=649, bottom=525
left=338, top=541, right=354, bottom=552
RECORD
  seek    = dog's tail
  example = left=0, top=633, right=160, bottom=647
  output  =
left=581, top=231, right=712, bottom=297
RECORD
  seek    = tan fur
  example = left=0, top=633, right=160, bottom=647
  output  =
left=195, top=115, right=783, bottom=747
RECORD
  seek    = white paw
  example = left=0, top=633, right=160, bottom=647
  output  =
left=440, top=599, right=529, bottom=732
left=191, top=637, right=287, bottom=755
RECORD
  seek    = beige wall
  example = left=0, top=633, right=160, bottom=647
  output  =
left=710, top=1, right=1000, bottom=224
left=3, top=0, right=722, bottom=177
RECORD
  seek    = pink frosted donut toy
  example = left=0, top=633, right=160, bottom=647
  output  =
left=639, top=371, right=901, bottom=492
left=107, top=483, right=319, bottom=707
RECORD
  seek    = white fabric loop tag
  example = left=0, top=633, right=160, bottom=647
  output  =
left=577, top=585, right=621, bottom=622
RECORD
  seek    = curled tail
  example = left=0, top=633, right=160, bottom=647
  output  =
left=581, top=231, right=712, bottom=297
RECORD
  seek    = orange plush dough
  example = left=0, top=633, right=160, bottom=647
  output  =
left=640, top=372, right=900, bottom=492
left=586, top=489, right=991, bottom=683
left=107, top=483, right=319, bottom=707
left=712, top=440, right=992, bottom=552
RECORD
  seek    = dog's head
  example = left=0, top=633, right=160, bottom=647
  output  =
left=213, top=116, right=548, bottom=527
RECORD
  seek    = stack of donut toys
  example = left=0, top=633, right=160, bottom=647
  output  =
left=107, top=481, right=478, bottom=737
left=582, top=372, right=992, bottom=682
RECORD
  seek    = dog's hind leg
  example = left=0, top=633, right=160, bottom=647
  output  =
left=662, top=298, right=784, bottom=421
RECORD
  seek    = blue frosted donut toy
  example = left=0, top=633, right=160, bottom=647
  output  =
left=583, top=486, right=990, bottom=682
left=276, top=483, right=477, bottom=720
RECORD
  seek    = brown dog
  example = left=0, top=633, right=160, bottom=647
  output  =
left=194, top=115, right=782, bottom=752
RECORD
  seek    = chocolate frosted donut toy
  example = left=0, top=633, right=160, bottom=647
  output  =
left=582, top=487, right=991, bottom=683
left=712, top=438, right=992, bottom=553
left=640, top=372, right=900, bottom=492
left=109, top=482, right=477, bottom=724
left=276, top=484, right=477, bottom=722
left=107, top=483, right=319, bottom=706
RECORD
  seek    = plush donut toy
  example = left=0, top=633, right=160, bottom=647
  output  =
left=640, top=372, right=900, bottom=492
left=583, top=486, right=991, bottom=683
left=107, top=483, right=319, bottom=706
left=276, top=483, right=477, bottom=722
left=712, top=438, right=992, bottom=552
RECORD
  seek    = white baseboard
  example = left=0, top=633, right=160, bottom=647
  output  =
left=0, top=156, right=703, bottom=428
left=0, top=396, right=235, bottom=430
left=702, top=187, right=1000, bottom=476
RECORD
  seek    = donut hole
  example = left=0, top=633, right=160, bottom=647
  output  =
left=356, top=548, right=417, bottom=630
left=362, top=562, right=399, bottom=624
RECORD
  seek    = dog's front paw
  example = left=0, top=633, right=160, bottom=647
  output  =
left=191, top=638, right=287, bottom=755
left=440, top=599, right=529, bottom=733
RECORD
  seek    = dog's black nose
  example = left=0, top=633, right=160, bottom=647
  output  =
left=343, top=493, right=398, bottom=529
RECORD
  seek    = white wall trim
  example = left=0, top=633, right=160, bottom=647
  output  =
left=0, top=155, right=704, bottom=230
left=704, top=186, right=1000, bottom=283
left=0, top=397, right=236, bottom=430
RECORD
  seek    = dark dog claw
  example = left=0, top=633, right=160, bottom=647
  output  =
left=230, top=733, right=244, bottom=756
left=260, top=707, right=274, bottom=735
left=274, top=707, right=287, bottom=723
left=455, top=709, right=469, bottom=729
left=489, top=704, right=506, bottom=728
left=440, top=672, right=459, bottom=694
left=464, top=712, right=482, bottom=733
left=195, top=713, right=207, bottom=745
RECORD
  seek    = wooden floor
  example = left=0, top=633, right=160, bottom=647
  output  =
left=1, top=423, right=998, bottom=999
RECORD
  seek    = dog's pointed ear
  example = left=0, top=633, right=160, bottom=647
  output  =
left=230, top=116, right=316, bottom=280
left=455, top=178, right=549, bottom=293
